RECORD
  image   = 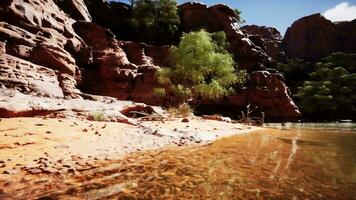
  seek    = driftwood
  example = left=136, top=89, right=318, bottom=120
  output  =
left=238, top=103, right=265, bottom=126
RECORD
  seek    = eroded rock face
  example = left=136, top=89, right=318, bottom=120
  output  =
left=242, top=25, right=286, bottom=61
left=0, top=0, right=85, bottom=98
left=282, top=14, right=356, bottom=60
left=0, top=43, right=64, bottom=98
left=180, top=2, right=273, bottom=71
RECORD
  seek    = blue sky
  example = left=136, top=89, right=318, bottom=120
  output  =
left=112, top=0, right=356, bottom=35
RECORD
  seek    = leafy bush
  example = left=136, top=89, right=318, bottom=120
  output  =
left=153, top=88, right=166, bottom=97
left=167, top=103, right=193, bottom=117
left=91, top=111, right=106, bottom=121
left=155, top=30, right=246, bottom=103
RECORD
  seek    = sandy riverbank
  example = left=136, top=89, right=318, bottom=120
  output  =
left=0, top=117, right=261, bottom=176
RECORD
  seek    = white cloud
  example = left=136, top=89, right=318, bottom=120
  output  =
left=323, top=2, right=356, bottom=22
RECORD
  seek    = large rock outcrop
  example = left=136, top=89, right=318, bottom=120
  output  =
left=242, top=25, right=286, bottom=61
left=282, top=14, right=356, bottom=61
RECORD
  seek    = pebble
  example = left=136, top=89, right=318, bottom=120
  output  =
left=26, top=168, right=42, bottom=174
left=41, top=167, right=59, bottom=174
left=181, top=118, right=189, bottom=123
left=3, top=169, right=18, bottom=175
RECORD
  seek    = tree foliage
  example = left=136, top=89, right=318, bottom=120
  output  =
left=155, top=30, right=246, bottom=103
left=233, top=8, right=245, bottom=24
left=295, top=53, right=356, bottom=119
left=131, top=0, right=180, bottom=44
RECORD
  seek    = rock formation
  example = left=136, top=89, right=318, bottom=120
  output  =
left=283, top=14, right=356, bottom=61
left=73, top=21, right=170, bottom=104
left=179, top=2, right=299, bottom=120
left=242, top=25, right=287, bottom=61
left=0, top=0, right=300, bottom=121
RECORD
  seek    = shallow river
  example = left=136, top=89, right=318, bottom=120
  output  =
left=1, top=124, right=356, bottom=199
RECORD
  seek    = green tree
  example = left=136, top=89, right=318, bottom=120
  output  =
left=295, top=55, right=356, bottom=119
left=155, top=30, right=246, bottom=103
left=233, top=8, right=245, bottom=24
left=131, top=0, right=180, bottom=44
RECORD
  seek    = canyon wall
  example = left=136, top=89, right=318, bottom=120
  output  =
left=0, top=0, right=301, bottom=121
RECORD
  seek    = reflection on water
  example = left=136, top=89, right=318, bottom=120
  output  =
left=2, top=127, right=356, bottom=199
